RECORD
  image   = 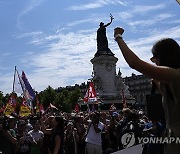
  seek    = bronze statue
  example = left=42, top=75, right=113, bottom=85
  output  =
left=95, top=14, right=114, bottom=57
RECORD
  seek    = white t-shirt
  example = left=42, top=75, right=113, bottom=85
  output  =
left=28, top=130, right=44, bottom=141
left=85, top=122, right=104, bottom=145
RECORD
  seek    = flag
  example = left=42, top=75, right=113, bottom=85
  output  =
left=13, top=67, right=34, bottom=110
left=74, top=104, right=80, bottom=113
left=19, top=97, right=31, bottom=117
left=4, top=93, right=17, bottom=116
left=83, top=82, right=97, bottom=102
left=21, top=71, right=36, bottom=100
left=109, top=103, right=116, bottom=112
left=13, top=67, right=23, bottom=94
left=122, top=89, right=127, bottom=108
left=49, top=103, right=59, bottom=110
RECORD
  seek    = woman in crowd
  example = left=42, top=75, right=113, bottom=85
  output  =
left=114, top=27, right=180, bottom=154
left=28, top=120, right=44, bottom=154
left=41, top=116, right=64, bottom=154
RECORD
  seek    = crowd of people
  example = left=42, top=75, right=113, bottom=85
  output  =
left=0, top=107, right=165, bottom=154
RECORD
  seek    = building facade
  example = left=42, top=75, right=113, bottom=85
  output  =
left=123, top=73, right=152, bottom=105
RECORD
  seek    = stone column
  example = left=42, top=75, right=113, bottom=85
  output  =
left=91, top=55, right=118, bottom=97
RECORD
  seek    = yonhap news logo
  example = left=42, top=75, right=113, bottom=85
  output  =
left=121, top=132, right=136, bottom=148
left=121, top=132, right=180, bottom=148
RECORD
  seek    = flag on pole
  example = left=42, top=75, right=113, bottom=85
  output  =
left=12, top=67, right=34, bottom=110
left=83, top=82, right=97, bottom=102
left=19, top=97, right=31, bottom=117
left=122, top=89, right=127, bottom=108
left=4, top=93, right=17, bottom=116
left=13, top=67, right=23, bottom=94
left=21, top=71, right=36, bottom=100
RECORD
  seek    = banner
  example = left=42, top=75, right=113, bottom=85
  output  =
left=4, top=93, right=17, bottom=116
left=19, top=98, right=31, bottom=117
left=83, top=82, right=97, bottom=102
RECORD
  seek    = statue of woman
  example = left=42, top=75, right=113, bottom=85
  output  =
left=97, top=14, right=114, bottom=52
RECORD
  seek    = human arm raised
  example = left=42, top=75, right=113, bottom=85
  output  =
left=114, top=27, right=174, bottom=84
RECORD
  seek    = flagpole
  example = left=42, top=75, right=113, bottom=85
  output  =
left=12, top=66, right=17, bottom=93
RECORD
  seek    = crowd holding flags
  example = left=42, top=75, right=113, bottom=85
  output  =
left=1, top=67, right=129, bottom=117
left=3, top=66, right=36, bottom=117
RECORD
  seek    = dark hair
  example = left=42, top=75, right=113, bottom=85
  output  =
left=55, top=116, right=64, bottom=130
left=152, top=38, right=180, bottom=68
left=152, top=38, right=180, bottom=100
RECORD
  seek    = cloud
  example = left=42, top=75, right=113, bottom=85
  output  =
left=14, top=25, right=179, bottom=93
left=132, top=4, right=167, bottom=14
left=14, top=31, right=43, bottom=39
left=128, top=13, right=175, bottom=27
left=17, top=0, right=47, bottom=29
left=66, top=0, right=126, bottom=11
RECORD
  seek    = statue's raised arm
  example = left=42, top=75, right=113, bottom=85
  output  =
left=104, top=14, right=114, bottom=27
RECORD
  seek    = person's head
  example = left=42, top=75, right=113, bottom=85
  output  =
left=122, top=108, right=132, bottom=118
left=8, top=116, right=17, bottom=129
left=17, top=120, right=26, bottom=133
left=91, top=112, right=100, bottom=124
left=33, top=120, right=41, bottom=131
left=53, top=116, right=64, bottom=130
left=151, top=38, right=180, bottom=68
left=99, top=22, right=104, bottom=27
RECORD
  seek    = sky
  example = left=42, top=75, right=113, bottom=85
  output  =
left=0, top=0, right=180, bottom=95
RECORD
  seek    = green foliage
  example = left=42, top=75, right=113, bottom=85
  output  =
left=1, top=85, right=83, bottom=112
left=39, top=86, right=56, bottom=109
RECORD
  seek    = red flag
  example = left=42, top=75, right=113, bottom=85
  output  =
left=83, top=82, right=97, bottom=102
left=74, top=104, right=80, bottom=113
left=122, top=90, right=127, bottom=108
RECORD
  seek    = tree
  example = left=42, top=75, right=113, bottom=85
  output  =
left=39, top=86, right=56, bottom=109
